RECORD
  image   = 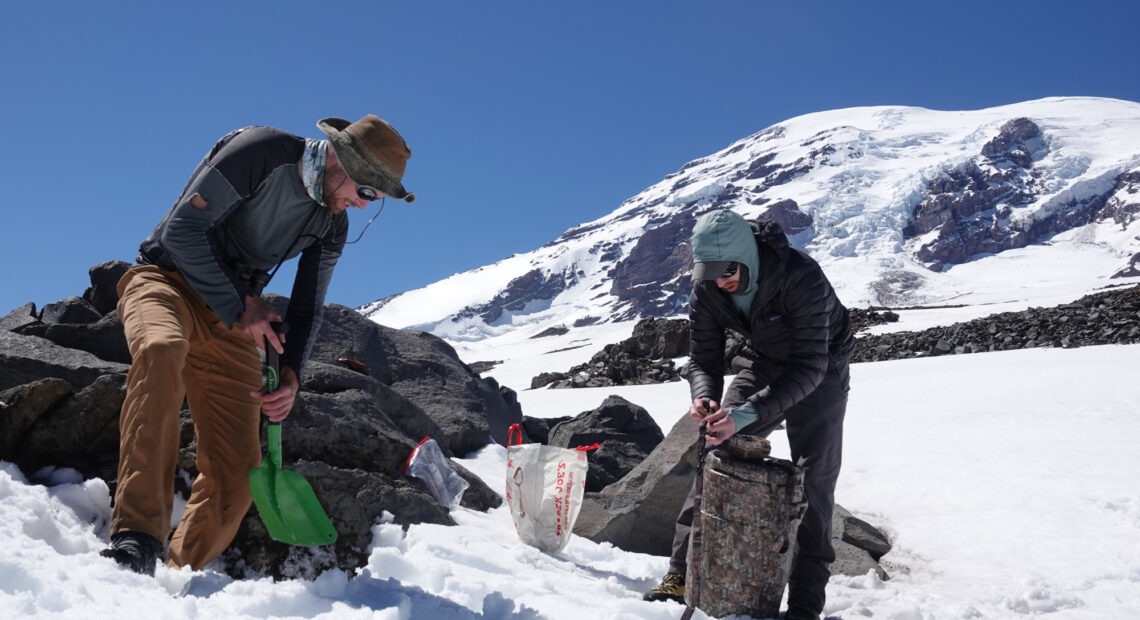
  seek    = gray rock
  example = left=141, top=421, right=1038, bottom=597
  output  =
left=0, top=378, right=74, bottom=456
left=477, top=375, right=523, bottom=446
left=18, top=374, right=124, bottom=480
left=627, top=318, right=690, bottom=359
left=287, top=300, right=517, bottom=456
left=573, top=413, right=699, bottom=556
left=40, top=296, right=102, bottom=325
left=0, top=302, right=39, bottom=332
left=852, top=284, right=1140, bottom=362
left=832, top=538, right=887, bottom=581
left=15, top=310, right=131, bottom=364
left=0, top=330, right=129, bottom=392
left=834, top=505, right=892, bottom=562
left=300, top=361, right=446, bottom=452
left=518, top=415, right=571, bottom=444
left=82, top=260, right=131, bottom=316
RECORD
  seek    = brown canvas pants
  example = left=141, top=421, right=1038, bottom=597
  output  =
left=111, top=265, right=263, bottom=570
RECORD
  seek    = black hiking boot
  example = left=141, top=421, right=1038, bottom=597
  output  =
left=100, top=531, right=162, bottom=576
left=784, top=604, right=822, bottom=620
left=643, top=571, right=685, bottom=603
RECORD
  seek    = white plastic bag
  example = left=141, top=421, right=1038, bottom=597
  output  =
left=403, top=436, right=469, bottom=509
left=504, top=423, right=589, bottom=553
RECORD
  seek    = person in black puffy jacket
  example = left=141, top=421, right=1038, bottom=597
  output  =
left=644, top=209, right=853, bottom=620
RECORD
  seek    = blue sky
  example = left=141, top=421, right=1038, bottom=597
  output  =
left=2, top=0, right=1138, bottom=316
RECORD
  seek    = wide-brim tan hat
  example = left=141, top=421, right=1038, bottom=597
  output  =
left=317, top=115, right=416, bottom=203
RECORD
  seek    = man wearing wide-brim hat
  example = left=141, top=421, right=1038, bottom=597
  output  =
left=101, top=114, right=415, bottom=576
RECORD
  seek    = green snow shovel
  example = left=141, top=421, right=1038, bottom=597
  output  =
left=249, top=331, right=338, bottom=546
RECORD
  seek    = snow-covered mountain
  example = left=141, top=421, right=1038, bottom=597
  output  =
left=363, top=97, right=1140, bottom=341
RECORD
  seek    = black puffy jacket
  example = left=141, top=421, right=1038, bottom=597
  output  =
left=688, top=218, right=854, bottom=427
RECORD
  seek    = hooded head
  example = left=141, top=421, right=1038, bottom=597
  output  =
left=691, top=210, right=760, bottom=310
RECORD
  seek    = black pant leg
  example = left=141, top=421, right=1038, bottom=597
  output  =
left=785, top=364, right=848, bottom=612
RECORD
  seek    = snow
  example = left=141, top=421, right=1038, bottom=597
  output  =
left=366, top=97, right=1140, bottom=337
left=3, top=279, right=1140, bottom=618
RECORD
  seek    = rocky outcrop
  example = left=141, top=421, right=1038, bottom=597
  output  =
left=903, top=118, right=1134, bottom=271
left=0, top=330, right=130, bottom=392
left=0, top=262, right=518, bottom=580
left=851, top=284, right=1140, bottom=362
left=609, top=215, right=696, bottom=320
left=532, top=317, right=690, bottom=389
left=278, top=300, right=523, bottom=453
left=454, top=268, right=574, bottom=325
left=1100, top=170, right=1140, bottom=228
left=757, top=198, right=813, bottom=236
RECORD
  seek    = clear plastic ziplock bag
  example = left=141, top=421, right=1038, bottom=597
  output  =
left=403, top=436, right=469, bottom=509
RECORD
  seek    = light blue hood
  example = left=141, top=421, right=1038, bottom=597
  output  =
left=691, top=210, right=759, bottom=316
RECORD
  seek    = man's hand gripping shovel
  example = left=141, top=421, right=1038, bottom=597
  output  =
left=248, top=324, right=338, bottom=546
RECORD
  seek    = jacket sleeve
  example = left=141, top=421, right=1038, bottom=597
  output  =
left=687, top=283, right=727, bottom=404
left=160, top=128, right=295, bottom=326
left=742, top=261, right=835, bottom=428
left=283, top=212, right=347, bottom=380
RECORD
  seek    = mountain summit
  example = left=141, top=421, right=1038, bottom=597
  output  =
left=363, top=97, right=1140, bottom=341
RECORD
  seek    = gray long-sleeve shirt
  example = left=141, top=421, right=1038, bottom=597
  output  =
left=138, top=126, right=347, bottom=376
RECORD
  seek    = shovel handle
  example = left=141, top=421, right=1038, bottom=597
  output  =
left=262, top=322, right=286, bottom=393
left=262, top=323, right=287, bottom=469
left=266, top=421, right=283, bottom=469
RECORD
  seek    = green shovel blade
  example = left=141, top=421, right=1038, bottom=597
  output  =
left=249, top=423, right=338, bottom=546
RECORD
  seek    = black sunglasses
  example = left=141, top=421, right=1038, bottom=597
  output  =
left=721, top=262, right=740, bottom=278
left=355, top=184, right=383, bottom=201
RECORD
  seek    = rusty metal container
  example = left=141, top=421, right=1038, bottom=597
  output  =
left=686, top=436, right=806, bottom=619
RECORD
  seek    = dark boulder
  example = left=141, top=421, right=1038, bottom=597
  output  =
left=0, top=374, right=124, bottom=482
left=0, top=330, right=129, bottom=392
left=548, top=395, right=665, bottom=492
left=40, top=296, right=102, bottom=325
left=15, top=311, right=131, bottom=364
left=0, top=302, right=39, bottom=332
left=626, top=317, right=689, bottom=359
left=83, top=260, right=131, bottom=316
left=517, top=415, right=571, bottom=445
left=287, top=300, right=521, bottom=455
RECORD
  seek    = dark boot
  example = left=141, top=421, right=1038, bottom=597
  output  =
left=100, top=531, right=163, bottom=576
left=784, top=604, right=822, bottom=620
left=642, top=571, right=686, bottom=603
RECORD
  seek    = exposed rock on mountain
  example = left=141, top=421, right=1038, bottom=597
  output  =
left=609, top=215, right=695, bottom=319
left=905, top=118, right=1124, bottom=270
